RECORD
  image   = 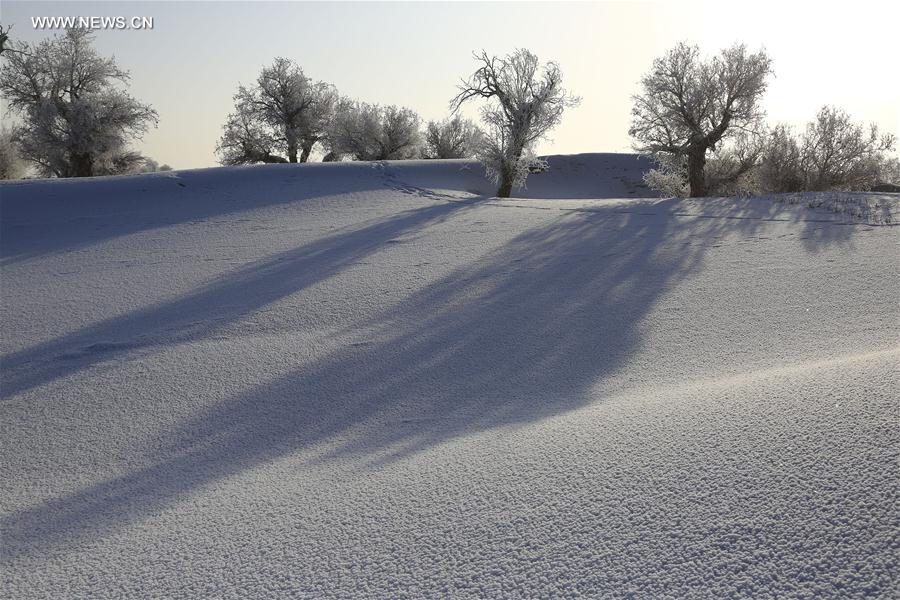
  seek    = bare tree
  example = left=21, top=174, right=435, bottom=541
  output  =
left=630, top=43, right=772, bottom=197
left=0, top=28, right=157, bottom=177
left=0, top=24, right=28, bottom=57
left=325, top=100, right=421, bottom=161
left=423, top=115, right=482, bottom=159
left=799, top=106, right=895, bottom=191
left=217, top=58, right=336, bottom=165
left=451, top=49, right=579, bottom=197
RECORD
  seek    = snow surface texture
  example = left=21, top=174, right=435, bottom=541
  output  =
left=1, top=154, right=898, bottom=598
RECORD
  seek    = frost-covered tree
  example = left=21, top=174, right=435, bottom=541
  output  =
left=216, top=110, right=287, bottom=164
left=753, top=124, right=804, bottom=193
left=703, top=133, right=764, bottom=196
left=298, top=84, right=338, bottom=162
left=799, top=106, right=895, bottom=191
left=452, top=49, right=579, bottom=197
left=0, top=125, right=26, bottom=179
left=630, top=43, right=772, bottom=197
left=93, top=147, right=146, bottom=176
left=870, top=157, right=900, bottom=189
left=752, top=109, right=896, bottom=193
left=423, top=115, right=482, bottom=159
left=217, top=58, right=337, bottom=165
left=643, top=131, right=765, bottom=198
left=92, top=151, right=170, bottom=175
left=0, top=28, right=158, bottom=178
left=642, top=152, right=688, bottom=198
left=139, top=157, right=160, bottom=173
left=325, top=100, right=421, bottom=161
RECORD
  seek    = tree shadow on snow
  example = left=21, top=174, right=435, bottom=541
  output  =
left=0, top=198, right=479, bottom=399
left=0, top=162, right=444, bottom=264
left=1, top=197, right=813, bottom=558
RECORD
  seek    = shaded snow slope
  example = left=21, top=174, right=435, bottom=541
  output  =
left=2, top=157, right=898, bottom=598
left=0, top=154, right=651, bottom=266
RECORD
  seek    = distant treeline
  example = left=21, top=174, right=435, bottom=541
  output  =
left=0, top=25, right=896, bottom=198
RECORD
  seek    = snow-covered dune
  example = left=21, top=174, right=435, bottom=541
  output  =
left=1, top=155, right=898, bottom=598
left=0, top=154, right=651, bottom=267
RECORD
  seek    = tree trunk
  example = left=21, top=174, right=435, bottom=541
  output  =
left=687, top=147, right=707, bottom=197
left=72, top=152, right=94, bottom=178
left=497, top=177, right=513, bottom=198
left=299, top=141, right=314, bottom=163
left=496, top=144, right=525, bottom=198
left=287, top=141, right=298, bottom=163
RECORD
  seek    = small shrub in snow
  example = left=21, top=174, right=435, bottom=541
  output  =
left=775, top=192, right=895, bottom=225
left=800, top=106, right=895, bottom=191
left=643, top=153, right=688, bottom=198
left=93, top=148, right=146, bottom=176
left=528, top=159, right=549, bottom=174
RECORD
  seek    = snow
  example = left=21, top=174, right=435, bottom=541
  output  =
left=2, top=154, right=898, bottom=598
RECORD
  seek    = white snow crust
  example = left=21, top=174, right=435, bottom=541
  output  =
left=2, top=154, right=898, bottom=598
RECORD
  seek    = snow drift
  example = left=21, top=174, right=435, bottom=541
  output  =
left=1, top=154, right=898, bottom=598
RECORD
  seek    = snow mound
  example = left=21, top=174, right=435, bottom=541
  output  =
left=2, top=156, right=898, bottom=598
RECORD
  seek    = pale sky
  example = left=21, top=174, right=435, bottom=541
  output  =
left=2, top=0, right=898, bottom=169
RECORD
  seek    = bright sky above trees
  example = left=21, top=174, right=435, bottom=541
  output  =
left=3, top=0, right=896, bottom=169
